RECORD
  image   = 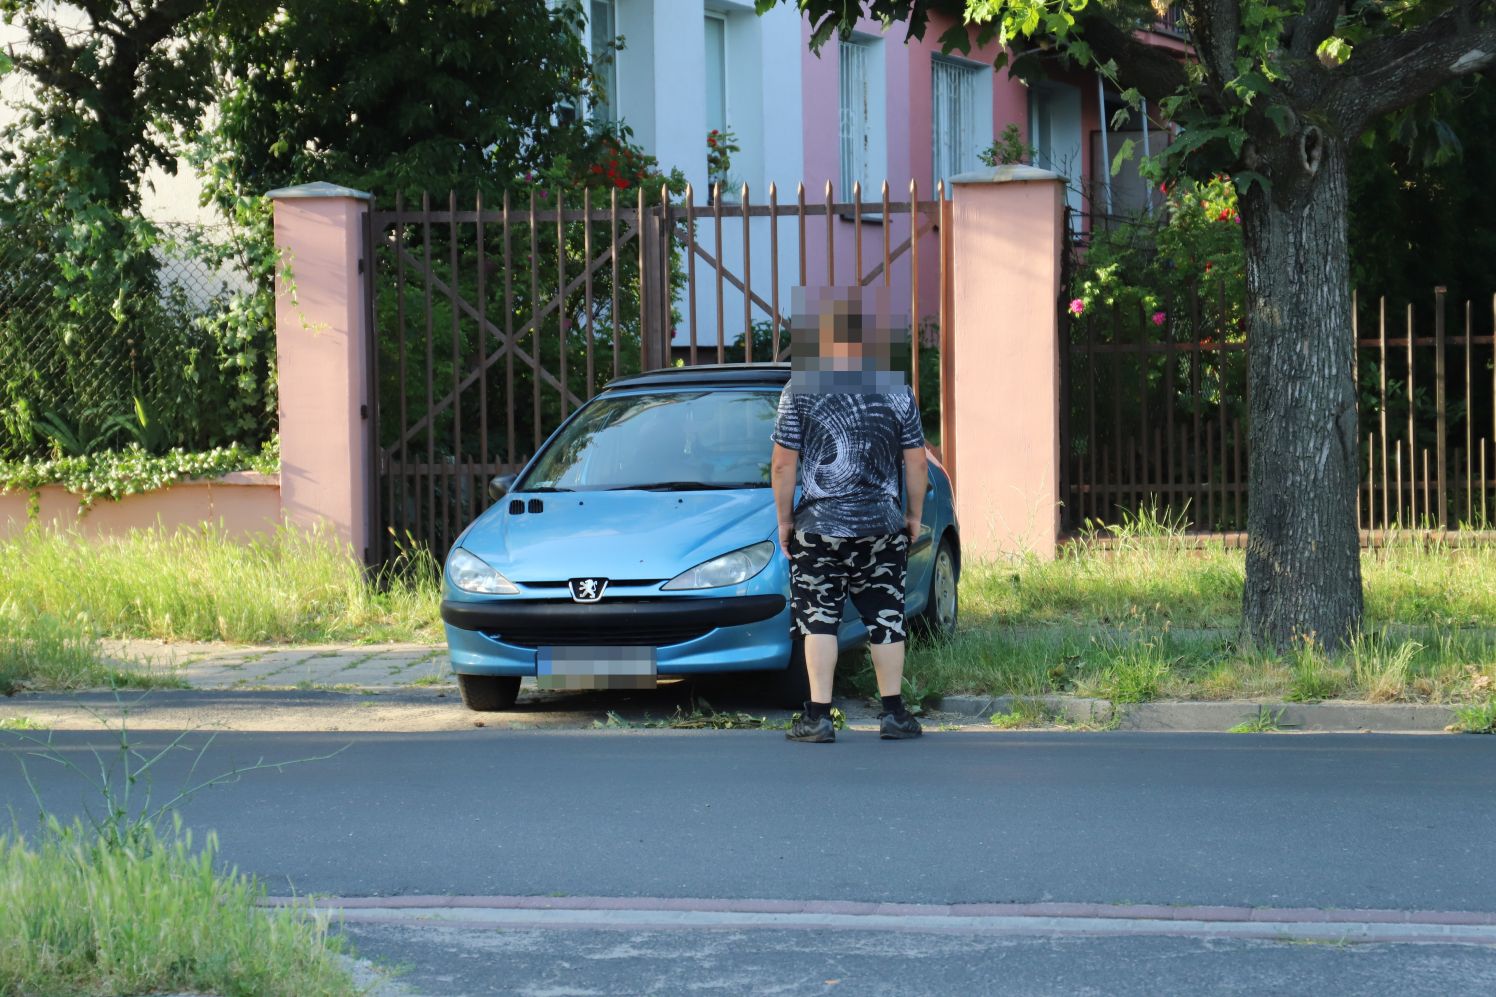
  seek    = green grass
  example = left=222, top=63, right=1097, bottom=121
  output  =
left=0, top=716, right=47, bottom=731
left=0, top=817, right=358, bottom=997
left=1, top=524, right=442, bottom=644
left=1450, top=699, right=1496, bottom=733
left=903, top=525, right=1496, bottom=707
left=1228, top=706, right=1290, bottom=733
left=0, top=608, right=187, bottom=695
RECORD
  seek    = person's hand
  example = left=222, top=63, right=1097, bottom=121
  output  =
left=905, top=515, right=922, bottom=542
left=778, top=520, right=794, bottom=555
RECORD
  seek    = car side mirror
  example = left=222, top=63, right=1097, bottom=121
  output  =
left=488, top=473, right=517, bottom=502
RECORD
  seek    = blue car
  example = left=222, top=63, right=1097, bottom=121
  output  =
left=439, top=363, right=960, bottom=710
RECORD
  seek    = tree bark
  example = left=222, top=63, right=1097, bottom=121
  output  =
left=1238, top=132, right=1363, bottom=652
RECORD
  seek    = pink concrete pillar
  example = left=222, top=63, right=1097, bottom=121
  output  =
left=948, top=165, right=1067, bottom=561
left=268, top=182, right=374, bottom=561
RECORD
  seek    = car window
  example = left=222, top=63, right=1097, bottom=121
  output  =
left=519, top=389, right=778, bottom=490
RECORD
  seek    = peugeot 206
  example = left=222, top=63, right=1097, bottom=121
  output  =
left=439, top=364, right=959, bottom=710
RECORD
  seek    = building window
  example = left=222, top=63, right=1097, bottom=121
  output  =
left=839, top=36, right=883, bottom=198
left=590, top=0, right=618, bottom=126
left=704, top=13, right=728, bottom=136
left=931, top=56, right=984, bottom=190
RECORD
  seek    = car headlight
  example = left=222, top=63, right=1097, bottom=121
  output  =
left=661, top=541, right=774, bottom=591
left=447, top=548, right=519, bottom=595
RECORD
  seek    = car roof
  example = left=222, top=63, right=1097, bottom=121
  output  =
left=603, top=362, right=790, bottom=391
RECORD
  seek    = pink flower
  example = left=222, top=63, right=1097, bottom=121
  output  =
left=1151, top=311, right=1167, bottom=326
left=1068, top=298, right=1085, bottom=316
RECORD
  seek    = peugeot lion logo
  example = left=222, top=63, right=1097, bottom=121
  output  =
left=569, top=578, right=607, bottom=603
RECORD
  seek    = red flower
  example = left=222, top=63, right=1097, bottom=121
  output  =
left=707, top=137, right=717, bottom=147
left=615, top=178, right=630, bottom=189
left=1205, top=260, right=1213, bottom=272
left=590, top=164, right=603, bottom=174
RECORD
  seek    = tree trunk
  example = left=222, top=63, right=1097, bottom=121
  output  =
left=1238, top=132, right=1364, bottom=652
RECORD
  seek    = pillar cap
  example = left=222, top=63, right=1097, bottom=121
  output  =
left=267, top=181, right=373, bottom=201
left=947, top=164, right=1064, bottom=185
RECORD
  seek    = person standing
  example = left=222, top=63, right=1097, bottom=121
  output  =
left=770, top=289, right=927, bottom=743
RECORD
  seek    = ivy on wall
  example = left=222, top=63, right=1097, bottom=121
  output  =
left=0, top=438, right=279, bottom=512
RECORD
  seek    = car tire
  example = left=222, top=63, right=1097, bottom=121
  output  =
left=771, top=637, right=812, bottom=709
left=457, top=674, right=522, bottom=711
left=912, top=536, right=959, bottom=641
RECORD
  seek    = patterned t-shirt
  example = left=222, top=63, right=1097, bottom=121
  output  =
left=771, top=383, right=926, bottom=538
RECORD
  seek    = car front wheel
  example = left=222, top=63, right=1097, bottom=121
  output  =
left=913, top=537, right=958, bottom=640
left=457, top=674, right=522, bottom=711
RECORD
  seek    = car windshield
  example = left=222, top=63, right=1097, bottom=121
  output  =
left=518, top=389, right=778, bottom=491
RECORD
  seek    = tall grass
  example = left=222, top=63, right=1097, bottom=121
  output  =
left=0, top=605, right=185, bottom=694
left=1, top=524, right=442, bottom=644
left=903, top=522, right=1496, bottom=705
left=0, top=816, right=358, bottom=997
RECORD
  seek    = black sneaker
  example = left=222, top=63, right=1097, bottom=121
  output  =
left=786, top=711, right=835, bottom=743
left=879, top=711, right=923, bottom=739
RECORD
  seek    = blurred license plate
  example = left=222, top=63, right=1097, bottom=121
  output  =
left=535, top=646, right=658, bottom=690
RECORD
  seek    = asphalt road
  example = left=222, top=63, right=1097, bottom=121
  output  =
left=4, top=729, right=1493, bottom=912
left=8, top=729, right=1496, bottom=995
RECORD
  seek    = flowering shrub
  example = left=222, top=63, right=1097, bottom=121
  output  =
left=519, top=130, right=683, bottom=202
left=706, top=128, right=741, bottom=189
left=1070, top=174, right=1245, bottom=337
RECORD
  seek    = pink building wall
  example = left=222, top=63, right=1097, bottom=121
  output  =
left=794, top=12, right=1105, bottom=337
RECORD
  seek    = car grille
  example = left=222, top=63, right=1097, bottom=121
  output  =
left=483, top=623, right=713, bottom=648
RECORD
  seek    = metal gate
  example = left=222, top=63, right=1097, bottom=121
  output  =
left=366, top=182, right=953, bottom=563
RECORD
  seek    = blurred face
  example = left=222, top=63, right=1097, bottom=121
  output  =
left=818, top=312, right=863, bottom=367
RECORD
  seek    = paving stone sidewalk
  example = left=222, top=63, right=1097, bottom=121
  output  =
left=100, top=639, right=451, bottom=691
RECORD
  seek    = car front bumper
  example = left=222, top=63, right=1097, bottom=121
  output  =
left=441, top=594, right=793, bottom=676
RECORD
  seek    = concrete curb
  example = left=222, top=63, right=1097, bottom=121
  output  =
left=934, top=695, right=1462, bottom=733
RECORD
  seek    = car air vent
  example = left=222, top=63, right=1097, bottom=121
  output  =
left=508, top=499, right=525, bottom=515
left=527, top=498, right=544, bottom=514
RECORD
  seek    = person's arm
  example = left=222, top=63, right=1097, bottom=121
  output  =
left=903, top=446, right=927, bottom=541
left=769, top=388, right=802, bottom=555
left=772, top=443, right=799, bottom=554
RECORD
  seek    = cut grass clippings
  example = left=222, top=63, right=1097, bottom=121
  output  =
left=1, top=523, right=442, bottom=645
left=0, top=816, right=358, bottom=997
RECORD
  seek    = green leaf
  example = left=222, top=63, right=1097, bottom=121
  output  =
left=1264, top=104, right=1295, bottom=136
left=1234, top=170, right=1271, bottom=196
left=1110, top=138, right=1137, bottom=177
left=1317, top=36, right=1353, bottom=66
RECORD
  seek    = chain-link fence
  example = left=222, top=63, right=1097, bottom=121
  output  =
left=0, top=219, right=276, bottom=459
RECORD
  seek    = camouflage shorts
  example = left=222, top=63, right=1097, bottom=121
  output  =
left=788, top=531, right=909, bottom=644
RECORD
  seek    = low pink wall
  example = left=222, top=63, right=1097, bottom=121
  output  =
left=0, top=472, right=282, bottom=540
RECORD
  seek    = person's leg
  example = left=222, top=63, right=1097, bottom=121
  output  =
left=804, top=633, right=840, bottom=704
left=849, top=534, right=920, bottom=737
left=868, top=639, right=906, bottom=699
left=788, top=532, right=849, bottom=739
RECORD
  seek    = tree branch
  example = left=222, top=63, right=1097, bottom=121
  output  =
left=1187, top=0, right=1241, bottom=90
left=1330, top=5, right=1496, bottom=135
left=1287, top=0, right=1341, bottom=60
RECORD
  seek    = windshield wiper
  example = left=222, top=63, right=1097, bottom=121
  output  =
left=606, top=481, right=765, bottom=491
left=519, top=486, right=574, bottom=493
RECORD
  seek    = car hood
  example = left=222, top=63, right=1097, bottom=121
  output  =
left=458, top=490, right=777, bottom=582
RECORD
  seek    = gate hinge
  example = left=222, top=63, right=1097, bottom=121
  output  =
left=357, top=257, right=365, bottom=274
left=360, top=403, right=369, bottom=419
